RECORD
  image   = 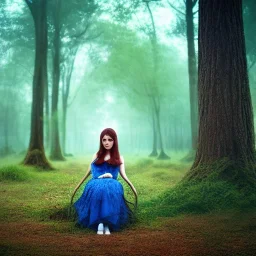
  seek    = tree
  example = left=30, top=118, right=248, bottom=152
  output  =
left=168, top=0, right=199, bottom=154
left=183, top=0, right=256, bottom=184
left=23, top=0, right=52, bottom=169
left=48, top=0, right=99, bottom=158
left=90, top=22, right=186, bottom=156
left=141, top=0, right=170, bottom=159
left=49, top=0, right=65, bottom=160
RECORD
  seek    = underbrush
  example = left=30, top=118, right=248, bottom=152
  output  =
left=138, top=178, right=256, bottom=224
left=2, top=154, right=255, bottom=232
left=0, top=165, right=31, bottom=182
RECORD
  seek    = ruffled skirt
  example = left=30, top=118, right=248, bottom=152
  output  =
left=74, top=178, right=132, bottom=231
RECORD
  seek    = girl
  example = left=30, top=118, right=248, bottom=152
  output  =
left=71, top=128, right=137, bottom=235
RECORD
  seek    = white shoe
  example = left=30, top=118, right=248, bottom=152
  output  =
left=104, top=225, right=111, bottom=235
left=97, top=223, right=104, bottom=235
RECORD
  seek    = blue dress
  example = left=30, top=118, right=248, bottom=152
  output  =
left=74, top=158, right=132, bottom=231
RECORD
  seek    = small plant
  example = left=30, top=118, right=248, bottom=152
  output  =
left=0, top=165, right=30, bottom=181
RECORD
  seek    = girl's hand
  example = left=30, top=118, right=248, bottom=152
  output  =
left=98, top=173, right=113, bottom=178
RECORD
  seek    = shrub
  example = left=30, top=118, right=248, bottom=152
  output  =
left=0, top=165, right=30, bottom=181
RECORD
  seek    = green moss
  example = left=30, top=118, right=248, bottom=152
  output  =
left=0, top=165, right=30, bottom=181
left=139, top=178, right=256, bottom=223
left=184, top=157, right=256, bottom=186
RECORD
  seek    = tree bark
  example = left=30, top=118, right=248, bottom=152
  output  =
left=184, top=0, right=256, bottom=184
left=23, top=0, right=52, bottom=169
left=50, top=0, right=65, bottom=161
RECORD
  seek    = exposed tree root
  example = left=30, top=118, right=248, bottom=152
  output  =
left=49, top=152, right=66, bottom=161
left=157, top=150, right=171, bottom=160
left=182, top=157, right=256, bottom=188
left=149, top=150, right=158, bottom=157
left=23, top=149, right=53, bottom=170
left=180, top=150, right=196, bottom=163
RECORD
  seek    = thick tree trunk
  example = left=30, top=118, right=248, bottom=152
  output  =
left=184, top=0, right=256, bottom=184
left=23, top=0, right=52, bottom=169
left=186, top=0, right=198, bottom=150
left=50, top=0, right=65, bottom=161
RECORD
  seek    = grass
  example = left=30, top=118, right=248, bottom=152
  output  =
left=1, top=152, right=256, bottom=255
left=0, top=151, right=255, bottom=229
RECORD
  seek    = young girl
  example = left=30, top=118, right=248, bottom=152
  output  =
left=71, top=128, right=137, bottom=235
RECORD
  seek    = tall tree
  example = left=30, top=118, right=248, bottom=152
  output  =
left=184, top=0, right=256, bottom=184
left=168, top=0, right=199, bottom=153
left=23, top=0, right=52, bottom=169
left=48, top=0, right=98, bottom=158
left=143, top=0, right=170, bottom=159
left=49, top=0, right=65, bottom=160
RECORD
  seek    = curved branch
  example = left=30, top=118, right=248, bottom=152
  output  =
left=167, top=0, right=185, bottom=16
left=193, top=9, right=198, bottom=15
left=192, top=0, right=198, bottom=8
left=249, top=59, right=256, bottom=70
left=67, top=83, right=83, bottom=107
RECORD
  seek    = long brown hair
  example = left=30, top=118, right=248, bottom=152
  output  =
left=95, top=128, right=122, bottom=166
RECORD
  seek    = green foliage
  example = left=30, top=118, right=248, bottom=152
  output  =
left=139, top=179, right=256, bottom=223
left=0, top=165, right=31, bottom=182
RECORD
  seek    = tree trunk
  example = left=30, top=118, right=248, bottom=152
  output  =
left=145, top=1, right=170, bottom=160
left=23, top=0, right=52, bottom=169
left=186, top=0, right=198, bottom=150
left=50, top=0, right=65, bottom=161
left=61, top=46, right=78, bottom=156
left=184, top=0, right=256, bottom=184
left=62, top=99, right=67, bottom=155
left=44, top=68, right=50, bottom=151
left=149, top=105, right=158, bottom=157
left=153, top=98, right=170, bottom=159
left=3, top=103, right=10, bottom=155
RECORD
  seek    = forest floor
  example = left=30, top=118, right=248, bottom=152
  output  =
left=1, top=211, right=256, bottom=256
left=0, top=153, right=256, bottom=256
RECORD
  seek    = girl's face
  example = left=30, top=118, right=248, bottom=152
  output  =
left=102, top=134, right=114, bottom=150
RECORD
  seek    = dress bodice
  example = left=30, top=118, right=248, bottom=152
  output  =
left=91, top=158, right=120, bottom=180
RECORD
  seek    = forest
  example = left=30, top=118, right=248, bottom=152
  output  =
left=0, top=0, right=256, bottom=255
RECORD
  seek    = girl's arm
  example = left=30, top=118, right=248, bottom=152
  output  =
left=70, top=153, right=97, bottom=205
left=119, top=156, right=138, bottom=208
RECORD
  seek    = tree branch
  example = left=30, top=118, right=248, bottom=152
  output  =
left=84, top=31, right=103, bottom=42
left=249, top=59, right=256, bottom=71
left=70, top=21, right=91, bottom=39
left=167, top=0, right=185, bottom=16
left=67, top=84, right=83, bottom=107
left=193, top=9, right=198, bottom=15
left=192, top=0, right=198, bottom=8
left=24, top=0, right=35, bottom=18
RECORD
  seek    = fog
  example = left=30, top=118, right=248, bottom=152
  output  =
left=0, top=0, right=255, bottom=160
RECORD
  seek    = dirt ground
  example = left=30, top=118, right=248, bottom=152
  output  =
left=1, top=212, right=256, bottom=256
